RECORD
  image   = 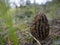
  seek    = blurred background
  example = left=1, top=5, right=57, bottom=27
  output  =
left=0, top=0, right=60, bottom=45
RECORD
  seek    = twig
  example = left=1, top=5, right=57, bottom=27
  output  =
left=29, top=33, right=41, bottom=45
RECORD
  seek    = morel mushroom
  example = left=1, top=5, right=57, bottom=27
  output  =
left=30, top=13, right=49, bottom=41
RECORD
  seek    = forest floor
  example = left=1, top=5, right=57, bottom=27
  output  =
left=15, top=19, right=60, bottom=45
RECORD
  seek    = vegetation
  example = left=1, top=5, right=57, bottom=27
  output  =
left=0, top=0, right=60, bottom=45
